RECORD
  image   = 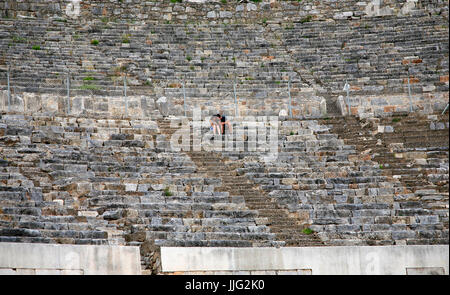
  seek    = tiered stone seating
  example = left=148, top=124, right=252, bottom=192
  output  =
left=285, top=17, right=449, bottom=96
left=0, top=111, right=448, bottom=272
left=321, top=113, right=449, bottom=192
left=0, top=0, right=448, bottom=275
left=0, top=113, right=282, bottom=274
left=0, top=10, right=447, bottom=115
left=154, top=117, right=323, bottom=247
left=319, top=113, right=449, bottom=245
left=219, top=113, right=448, bottom=246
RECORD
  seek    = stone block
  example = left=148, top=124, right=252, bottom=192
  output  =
left=219, top=11, right=232, bottom=18
left=103, top=210, right=122, bottom=220
left=247, top=3, right=257, bottom=11
left=78, top=211, right=98, bottom=218
left=125, top=183, right=137, bottom=192
left=423, top=85, right=436, bottom=92
left=392, top=231, right=416, bottom=240
left=384, top=125, right=394, bottom=133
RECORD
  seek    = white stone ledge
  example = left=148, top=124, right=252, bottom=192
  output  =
left=160, top=245, right=449, bottom=275
left=0, top=242, right=141, bottom=275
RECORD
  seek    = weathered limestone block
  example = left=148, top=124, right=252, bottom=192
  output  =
left=23, top=93, right=41, bottom=113
left=247, top=3, right=257, bottom=11
left=156, top=96, right=170, bottom=116
left=41, top=94, right=59, bottom=113
left=365, top=0, right=394, bottom=17
left=219, top=11, right=232, bottom=18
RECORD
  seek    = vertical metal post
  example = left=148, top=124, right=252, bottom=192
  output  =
left=66, top=71, right=70, bottom=114
left=442, top=104, right=449, bottom=115
left=233, top=80, right=238, bottom=118
left=288, top=78, right=292, bottom=118
left=407, top=76, right=413, bottom=112
left=343, top=80, right=350, bottom=116
left=124, top=75, right=128, bottom=117
left=7, top=66, right=11, bottom=112
left=346, top=87, right=350, bottom=115
left=183, top=76, right=187, bottom=117
left=86, top=132, right=91, bottom=148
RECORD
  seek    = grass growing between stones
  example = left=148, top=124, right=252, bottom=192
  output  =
left=12, top=35, right=26, bottom=43
left=81, top=75, right=99, bottom=90
left=299, top=15, right=312, bottom=24
left=122, top=34, right=131, bottom=43
left=164, top=187, right=173, bottom=197
left=302, top=228, right=314, bottom=235
left=80, top=84, right=100, bottom=90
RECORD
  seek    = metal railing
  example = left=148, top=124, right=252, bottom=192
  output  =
left=0, top=66, right=306, bottom=118
left=338, top=73, right=444, bottom=116
left=2, top=66, right=444, bottom=118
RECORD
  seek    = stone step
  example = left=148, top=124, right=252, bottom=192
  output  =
left=153, top=239, right=277, bottom=248
left=243, top=201, right=273, bottom=207
left=284, top=240, right=324, bottom=247
left=274, top=232, right=321, bottom=240
left=245, top=203, right=279, bottom=210
left=257, top=209, right=290, bottom=218
left=0, top=235, right=110, bottom=245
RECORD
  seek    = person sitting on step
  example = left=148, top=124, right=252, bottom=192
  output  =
left=218, top=111, right=232, bottom=136
left=209, top=114, right=221, bottom=140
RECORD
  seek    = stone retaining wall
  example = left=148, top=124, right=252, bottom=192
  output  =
left=0, top=90, right=159, bottom=119
left=0, top=90, right=328, bottom=118
left=3, top=89, right=447, bottom=119
left=1, top=0, right=448, bottom=22
left=337, top=91, right=449, bottom=117
left=0, top=242, right=141, bottom=275
left=160, top=245, right=449, bottom=275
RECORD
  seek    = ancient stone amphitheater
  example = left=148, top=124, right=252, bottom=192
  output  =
left=0, top=0, right=448, bottom=275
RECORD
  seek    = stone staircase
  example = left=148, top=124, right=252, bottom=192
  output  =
left=2, top=113, right=296, bottom=273
left=317, top=112, right=449, bottom=245
left=192, top=151, right=324, bottom=247
left=156, top=117, right=323, bottom=247
left=0, top=111, right=448, bottom=273
left=216, top=114, right=449, bottom=246
left=321, top=113, right=449, bottom=194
